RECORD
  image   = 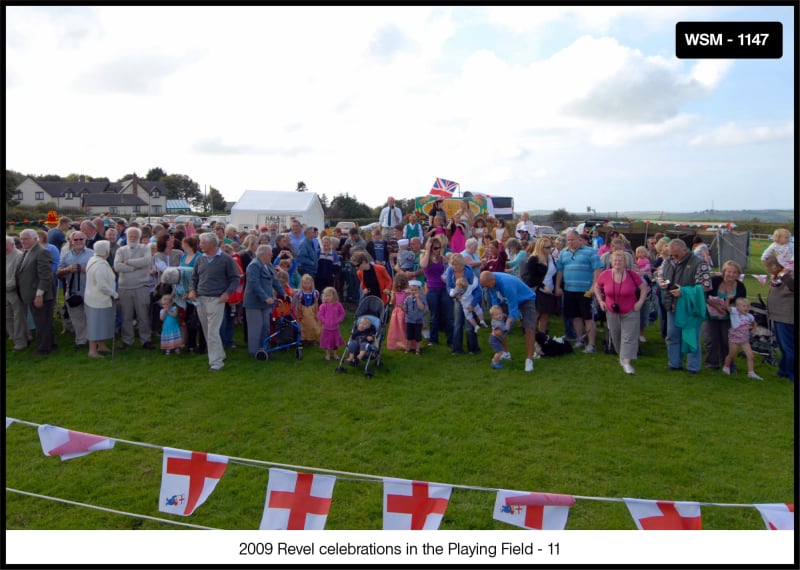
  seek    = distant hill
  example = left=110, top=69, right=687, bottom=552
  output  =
left=527, top=210, right=794, bottom=223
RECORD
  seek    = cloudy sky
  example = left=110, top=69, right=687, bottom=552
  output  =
left=5, top=5, right=795, bottom=214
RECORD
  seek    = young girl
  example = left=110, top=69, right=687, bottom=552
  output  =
left=722, top=297, right=763, bottom=380
left=760, top=228, right=794, bottom=271
left=159, top=292, right=184, bottom=355
left=386, top=272, right=409, bottom=350
left=635, top=246, right=652, bottom=277
left=317, top=287, right=345, bottom=360
left=295, top=274, right=322, bottom=346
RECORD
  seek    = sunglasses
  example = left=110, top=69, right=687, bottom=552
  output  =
left=72, top=238, right=85, bottom=241
left=432, top=247, right=440, bottom=251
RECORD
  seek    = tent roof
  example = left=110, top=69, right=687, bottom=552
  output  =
left=232, top=190, right=320, bottom=214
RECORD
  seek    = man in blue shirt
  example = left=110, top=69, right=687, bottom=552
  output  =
left=480, top=270, right=537, bottom=373
left=554, top=229, right=603, bottom=354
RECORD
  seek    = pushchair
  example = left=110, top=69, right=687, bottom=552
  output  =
left=335, top=295, right=390, bottom=377
left=749, top=294, right=779, bottom=366
left=255, top=298, right=303, bottom=361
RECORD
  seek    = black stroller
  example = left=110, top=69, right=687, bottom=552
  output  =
left=255, top=298, right=303, bottom=361
left=749, top=294, right=779, bottom=366
left=335, top=295, right=390, bottom=377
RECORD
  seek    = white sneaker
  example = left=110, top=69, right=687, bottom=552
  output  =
left=583, top=344, right=596, bottom=354
left=524, top=358, right=534, bottom=372
left=722, top=366, right=731, bottom=375
left=622, top=363, right=635, bottom=375
left=574, top=341, right=585, bottom=349
left=747, top=371, right=763, bottom=381
left=474, top=326, right=481, bottom=334
left=501, top=351, right=512, bottom=360
left=480, top=321, right=489, bottom=328
left=638, top=335, right=647, bottom=343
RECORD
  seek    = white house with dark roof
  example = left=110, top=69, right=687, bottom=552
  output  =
left=14, top=175, right=168, bottom=216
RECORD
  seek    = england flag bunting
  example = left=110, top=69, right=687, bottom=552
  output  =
left=38, top=424, right=115, bottom=461
left=493, top=490, right=573, bottom=530
left=383, top=478, right=452, bottom=530
left=624, top=498, right=702, bottom=530
left=159, top=447, right=228, bottom=516
left=260, top=468, right=336, bottom=530
left=754, top=503, right=794, bottom=530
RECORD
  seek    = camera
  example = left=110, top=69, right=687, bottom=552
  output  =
left=611, top=303, right=621, bottom=313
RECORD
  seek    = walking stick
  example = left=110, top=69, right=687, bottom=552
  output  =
left=111, top=298, right=116, bottom=359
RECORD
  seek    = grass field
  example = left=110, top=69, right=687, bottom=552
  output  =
left=4, top=243, right=794, bottom=533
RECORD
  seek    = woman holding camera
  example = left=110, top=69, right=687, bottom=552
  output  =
left=594, top=250, right=649, bottom=375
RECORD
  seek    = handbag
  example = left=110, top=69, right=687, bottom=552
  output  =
left=66, top=271, right=83, bottom=307
left=706, top=296, right=728, bottom=318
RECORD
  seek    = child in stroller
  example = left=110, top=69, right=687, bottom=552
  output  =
left=347, top=316, right=377, bottom=364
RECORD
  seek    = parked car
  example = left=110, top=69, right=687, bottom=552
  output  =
left=360, top=222, right=380, bottom=232
left=175, top=215, right=203, bottom=226
left=335, top=221, right=356, bottom=231
left=534, top=225, right=558, bottom=238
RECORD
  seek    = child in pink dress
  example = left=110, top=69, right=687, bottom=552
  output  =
left=317, top=286, right=345, bottom=360
left=386, top=272, right=409, bottom=350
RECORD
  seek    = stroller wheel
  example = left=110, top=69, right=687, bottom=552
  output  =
left=296, top=348, right=303, bottom=360
left=256, top=350, right=269, bottom=361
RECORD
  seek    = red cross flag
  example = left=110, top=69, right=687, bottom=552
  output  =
left=624, top=498, right=702, bottom=530
left=38, top=424, right=115, bottom=461
left=159, top=448, right=228, bottom=516
left=493, top=489, right=573, bottom=530
left=754, top=503, right=794, bottom=530
left=260, top=468, right=336, bottom=530
left=383, top=478, right=452, bottom=530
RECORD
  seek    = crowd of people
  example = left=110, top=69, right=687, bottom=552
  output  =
left=4, top=205, right=794, bottom=382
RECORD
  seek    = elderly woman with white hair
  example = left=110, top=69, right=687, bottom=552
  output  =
left=84, top=240, right=119, bottom=358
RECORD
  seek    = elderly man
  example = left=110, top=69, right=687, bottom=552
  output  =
left=480, top=270, right=537, bottom=372
left=379, top=197, right=403, bottom=241
left=188, top=232, right=241, bottom=372
left=6, top=236, right=28, bottom=350
left=17, top=229, right=57, bottom=355
left=80, top=220, right=100, bottom=250
left=554, top=229, right=604, bottom=353
left=657, top=238, right=712, bottom=374
left=113, top=227, right=154, bottom=349
left=57, top=231, right=94, bottom=347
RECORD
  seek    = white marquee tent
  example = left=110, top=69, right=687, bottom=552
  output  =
left=230, top=190, right=325, bottom=232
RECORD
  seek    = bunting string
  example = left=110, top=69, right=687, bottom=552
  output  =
left=7, top=417, right=772, bottom=511
left=6, top=487, right=220, bottom=530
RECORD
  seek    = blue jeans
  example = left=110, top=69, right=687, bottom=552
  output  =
left=426, top=287, right=453, bottom=345
left=666, top=311, right=701, bottom=372
left=451, top=301, right=479, bottom=353
left=773, top=321, right=795, bottom=381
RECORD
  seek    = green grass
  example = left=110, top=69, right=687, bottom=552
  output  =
left=4, top=249, right=794, bottom=531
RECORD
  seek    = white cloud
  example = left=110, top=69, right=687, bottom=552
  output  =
left=689, top=120, right=794, bottom=147
left=4, top=5, right=793, bottom=213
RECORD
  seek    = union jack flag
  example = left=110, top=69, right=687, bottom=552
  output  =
left=429, top=178, right=459, bottom=198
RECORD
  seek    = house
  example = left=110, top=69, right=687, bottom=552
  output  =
left=13, top=175, right=168, bottom=217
